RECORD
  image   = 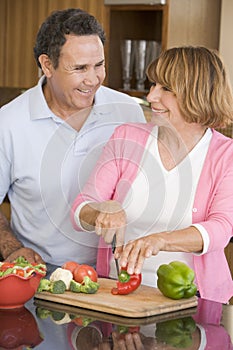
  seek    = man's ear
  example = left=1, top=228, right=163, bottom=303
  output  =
left=38, top=54, right=54, bottom=78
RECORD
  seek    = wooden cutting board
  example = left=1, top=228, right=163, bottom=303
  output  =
left=35, top=278, right=198, bottom=318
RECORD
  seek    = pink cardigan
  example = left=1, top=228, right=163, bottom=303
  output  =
left=72, top=123, right=233, bottom=303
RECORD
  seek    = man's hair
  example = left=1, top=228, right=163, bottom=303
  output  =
left=34, top=8, right=106, bottom=69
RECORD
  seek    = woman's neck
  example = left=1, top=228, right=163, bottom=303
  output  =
left=157, top=124, right=207, bottom=170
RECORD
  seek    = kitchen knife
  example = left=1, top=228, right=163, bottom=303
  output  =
left=112, top=234, right=120, bottom=277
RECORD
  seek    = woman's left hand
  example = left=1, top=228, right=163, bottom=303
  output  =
left=118, top=234, right=164, bottom=275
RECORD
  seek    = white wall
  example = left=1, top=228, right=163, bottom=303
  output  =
left=219, top=0, right=233, bottom=88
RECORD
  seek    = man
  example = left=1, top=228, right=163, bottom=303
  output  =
left=0, top=8, right=145, bottom=273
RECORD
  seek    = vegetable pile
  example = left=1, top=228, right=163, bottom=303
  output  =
left=36, top=306, right=94, bottom=326
left=157, top=261, right=197, bottom=300
left=111, top=266, right=142, bottom=295
left=37, top=261, right=99, bottom=295
left=0, top=257, right=46, bottom=278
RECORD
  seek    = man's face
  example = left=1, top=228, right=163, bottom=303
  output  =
left=44, top=34, right=106, bottom=115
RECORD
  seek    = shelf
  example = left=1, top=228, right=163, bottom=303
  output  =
left=106, top=3, right=168, bottom=95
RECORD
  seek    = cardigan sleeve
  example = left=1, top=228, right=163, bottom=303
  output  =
left=71, top=123, right=151, bottom=231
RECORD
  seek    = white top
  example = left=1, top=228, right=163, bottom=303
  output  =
left=0, top=76, right=145, bottom=266
left=109, top=127, right=212, bottom=286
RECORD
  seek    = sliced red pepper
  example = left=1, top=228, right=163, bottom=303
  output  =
left=15, top=269, right=25, bottom=277
left=111, top=266, right=142, bottom=295
left=0, top=262, right=14, bottom=271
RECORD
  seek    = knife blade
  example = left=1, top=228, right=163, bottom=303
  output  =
left=112, top=234, right=120, bottom=277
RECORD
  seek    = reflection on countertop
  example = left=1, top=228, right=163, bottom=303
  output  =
left=0, top=296, right=233, bottom=350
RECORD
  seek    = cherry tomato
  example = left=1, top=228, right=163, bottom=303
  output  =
left=73, top=264, right=98, bottom=283
left=62, top=261, right=80, bottom=274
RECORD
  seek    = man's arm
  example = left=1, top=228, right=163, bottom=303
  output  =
left=0, top=209, right=44, bottom=263
left=0, top=209, right=22, bottom=259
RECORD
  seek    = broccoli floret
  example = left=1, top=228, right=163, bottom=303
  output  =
left=70, top=279, right=82, bottom=293
left=36, top=307, right=52, bottom=319
left=50, top=280, right=66, bottom=294
left=37, top=278, right=66, bottom=294
left=51, top=311, right=66, bottom=321
left=37, top=278, right=51, bottom=292
left=80, top=276, right=99, bottom=294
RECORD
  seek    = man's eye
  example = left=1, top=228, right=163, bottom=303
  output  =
left=74, top=66, right=86, bottom=71
left=95, top=62, right=105, bottom=68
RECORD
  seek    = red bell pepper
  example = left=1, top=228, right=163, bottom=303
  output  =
left=111, top=266, right=142, bottom=295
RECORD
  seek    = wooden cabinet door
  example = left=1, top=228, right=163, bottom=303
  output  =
left=2, top=0, right=48, bottom=88
left=0, top=0, right=107, bottom=88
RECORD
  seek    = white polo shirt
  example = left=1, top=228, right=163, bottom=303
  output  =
left=0, top=76, right=145, bottom=266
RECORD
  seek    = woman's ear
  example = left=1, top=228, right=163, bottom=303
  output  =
left=38, top=54, right=54, bottom=78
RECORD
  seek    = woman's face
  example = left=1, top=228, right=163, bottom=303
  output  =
left=146, top=83, right=184, bottom=129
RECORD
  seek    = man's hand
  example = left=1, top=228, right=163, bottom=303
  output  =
left=4, top=247, right=45, bottom=264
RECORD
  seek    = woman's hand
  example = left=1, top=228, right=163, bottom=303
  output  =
left=5, top=247, right=45, bottom=264
left=119, top=234, right=164, bottom=275
left=118, top=226, right=203, bottom=275
left=95, top=200, right=126, bottom=248
left=111, top=331, right=156, bottom=350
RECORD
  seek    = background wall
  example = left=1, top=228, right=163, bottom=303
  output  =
left=219, top=0, right=233, bottom=89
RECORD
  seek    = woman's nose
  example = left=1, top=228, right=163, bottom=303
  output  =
left=147, top=85, right=160, bottom=103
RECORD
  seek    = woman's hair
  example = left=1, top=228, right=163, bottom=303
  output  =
left=146, top=46, right=233, bottom=128
left=33, top=8, right=106, bottom=69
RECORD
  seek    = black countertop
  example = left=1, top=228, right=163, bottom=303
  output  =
left=0, top=296, right=233, bottom=350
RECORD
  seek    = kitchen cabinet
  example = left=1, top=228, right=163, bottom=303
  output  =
left=0, top=0, right=221, bottom=90
left=106, top=0, right=221, bottom=96
left=0, top=0, right=108, bottom=88
left=106, top=3, right=168, bottom=95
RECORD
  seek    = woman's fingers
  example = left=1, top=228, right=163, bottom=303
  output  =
left=120, top=237, right=155, bottom=274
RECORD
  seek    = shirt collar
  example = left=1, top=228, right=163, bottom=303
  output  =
left=29, top=76, right=113, bottom=122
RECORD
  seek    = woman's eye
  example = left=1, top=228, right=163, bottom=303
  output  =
left=162, top=86, right=171, bottom=92
left=149, top=82, right=156, bottom=88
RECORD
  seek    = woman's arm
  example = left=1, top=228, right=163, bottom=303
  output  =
left=79, top=200, right=126, bottom=245
left=119, top=226, right=203, bottom=275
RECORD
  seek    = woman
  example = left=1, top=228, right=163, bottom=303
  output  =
left=71, top=46, right=233, bottom=303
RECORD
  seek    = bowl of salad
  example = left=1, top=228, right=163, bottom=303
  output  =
left=0, top=257, right=46, bottom=309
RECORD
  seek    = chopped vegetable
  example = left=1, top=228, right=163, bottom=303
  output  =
left=118, top=270, right=130, bottom=283
left=37, top=278, right=66, bottom=294
left=36, top=307, right=52, bottom=319
left=72, top=316, right=94, bottom=326
left=111, top=266, right=142, bottom=295
left=70, top=279, right=82, bottom=293
left=50, top=267, right=73, bottom=290
left=80, top=276, right=99, bottom=294
left=157, top=261, right=197, bottom=300
left=0, top=256, right=46, bottom=278
left=37, top=279, right=51, bottom=292
left=69, top=277, right=99, bottom=294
